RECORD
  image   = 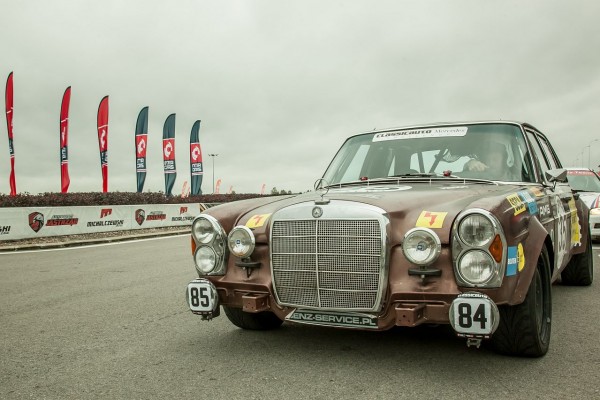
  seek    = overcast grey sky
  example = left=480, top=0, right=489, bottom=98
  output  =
left=1, top=1, right=599, bottom=195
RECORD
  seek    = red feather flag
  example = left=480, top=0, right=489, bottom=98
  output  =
left=60, top=87, right=71, bottom=193
left=97, top=96, right=109, bottom=192
left=5, top=72, right=16, bottom=196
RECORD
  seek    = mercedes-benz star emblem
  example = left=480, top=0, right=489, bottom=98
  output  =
left=312, top=206, right=323, bottom=219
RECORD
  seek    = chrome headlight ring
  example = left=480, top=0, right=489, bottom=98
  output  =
left=402, top=227, right=441, bottom=266
left=228, top=225, right=256, bottom=258
left=191, top=214, right=228, bottom=276
left=451, top=209, right=506, bottom=288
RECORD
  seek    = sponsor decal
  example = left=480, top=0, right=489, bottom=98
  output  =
left=47, top=215, right=79, bottom=226
left=180, top=206, right=188, bottom=214
left=518, top=190, right=538, bottom=215
left=0, top=226, right=11, bottom=235
left=135, top=209, right=146, bottom=226
left=163, top=138, right=176, bottom=173
left=506, top=243, right=525, bottom=276
left=28, top=212, right=45, bottom=233
left=415, top=211, right=447, bottom=229
left=539, top=202, right=551, bottom=219
left=529, top=187, right=544, bottom=197
left=246, top=214, right=271, bottom=229
left=87, top=220, right=124, bottom=228
left=506, top=193, right=526, bottom=216
left=100, top=208, right=112, bottom=218
left=147, top=211, right=167, bottom=221
left=568, top=197, right=581, bottom=247
left=518, top=243, right=525, bottom=272
left=373, top=127, right=468, bottom=142
left=286, top=309, right=378, bottom=329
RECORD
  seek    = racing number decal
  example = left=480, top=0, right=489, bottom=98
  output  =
left=187, top=281, right=214, bottom=312
left=451, top=296, right=495, bottom=335
left=189, top=286, right=210, bottom=308
left=457, top=303, right=488, bottom=330
left=246, top=214, right=272, bottom=229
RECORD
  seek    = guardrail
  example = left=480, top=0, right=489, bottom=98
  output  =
left=0, top=203, right=209, bottom=241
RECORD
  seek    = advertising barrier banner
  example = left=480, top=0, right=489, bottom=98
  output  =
left=0, top=203, right=207, bottom=241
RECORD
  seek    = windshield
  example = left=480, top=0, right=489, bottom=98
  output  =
left=567, top=170, right=600, bottom=192
left=322, top=123, right=534, bottom=185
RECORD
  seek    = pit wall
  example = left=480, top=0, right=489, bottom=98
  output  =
left=0, top=203, right=209, bottom=241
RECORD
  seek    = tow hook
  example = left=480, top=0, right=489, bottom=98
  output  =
left=466, top=338, right=482, bottom=348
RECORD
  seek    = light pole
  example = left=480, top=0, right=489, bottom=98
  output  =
left=587, top=139, right=600, bottom=169
left=208, top=153, right=219, bottom=194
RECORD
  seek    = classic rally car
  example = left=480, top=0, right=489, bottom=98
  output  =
left=186, top=121, right=594, bottom=357
left=565, top=168, right=600, bottom=242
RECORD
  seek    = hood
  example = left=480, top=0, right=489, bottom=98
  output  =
left=205, top=180, right=529, bottom=245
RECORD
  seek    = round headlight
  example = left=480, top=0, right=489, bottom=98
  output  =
left=403, top=228, right=441, bottom=266
left=194, top=246, right=217, bottom=274
left=228, top=226, right=255, bottom=258
left=192, top=217, right=216, bottom=244
left=458, top=214, right=495, bottom=247
left=458, top=250, right=494, bottom=284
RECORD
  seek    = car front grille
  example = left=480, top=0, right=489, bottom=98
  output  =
left=271, top=218, right=385, bottom=311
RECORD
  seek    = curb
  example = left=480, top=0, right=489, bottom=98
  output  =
left=0, top=229, right=189, bottom=252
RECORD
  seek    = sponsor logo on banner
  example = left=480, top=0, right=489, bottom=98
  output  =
left=0, top=226, right=11, bottom=235
left=136, top=135, right=147, bottom=158
left=87, top=209, right=124, bottom=228
left=147, top=211, right=167, bottom=221
left=135, top=209, right=146, bottom=226
left=163, top=138, right=176, bottom=172
left=47, top=215, right=79, bottom=226
left=171, top=206, right=194, bottom=222
left=28, top=212, right=45, bottom=233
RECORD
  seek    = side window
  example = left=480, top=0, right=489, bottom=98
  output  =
left=525, top=130, right=550, bottom=179
left=537, top=136, right=562, bottom=169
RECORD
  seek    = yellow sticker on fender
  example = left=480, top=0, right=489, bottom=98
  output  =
left=517, top=243, right=525, bottom=272
left=506, top=193, right=526, bottom=216
left=416, top=211, right=448, bottom=229
left=246, top=214, right=271, bottom=229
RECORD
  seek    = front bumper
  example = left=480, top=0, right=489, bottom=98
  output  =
left=186, top=278, right=501, bottom=339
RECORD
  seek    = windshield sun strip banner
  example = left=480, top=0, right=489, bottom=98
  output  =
left=190, top=120, right=203, bottom=195
left=97, top=96, right=109, bottom=193
left=162, top=113, right=177, bottom=196
left=60, top=87, right=71, bottom=193
left=372, top=127, right=468, bottom=142
left=135, top=106, right=149, bottom=193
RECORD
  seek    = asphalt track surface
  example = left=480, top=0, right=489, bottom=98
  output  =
left=1, top=236, right=599, bottom=400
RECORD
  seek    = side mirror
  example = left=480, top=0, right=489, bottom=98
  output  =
left=545, top=169, right=568, bottom=190
left=545, top=168, right=568, bottom=183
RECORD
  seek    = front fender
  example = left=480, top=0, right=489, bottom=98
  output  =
left=509, top=216, right=549, bottom=305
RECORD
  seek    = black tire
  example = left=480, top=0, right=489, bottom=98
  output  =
left=490, top=246, right=552, bottom=357
left=561, top=231, right=594, bottom=286
left=223, top=306, right=284, bottom=330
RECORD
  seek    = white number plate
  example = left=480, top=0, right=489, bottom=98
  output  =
left=187, top=280, right=216, bottom=312
left=451, top=296, right=496, bottom=336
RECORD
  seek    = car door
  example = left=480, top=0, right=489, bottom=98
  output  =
left=524, top=129, right=576, bottom=276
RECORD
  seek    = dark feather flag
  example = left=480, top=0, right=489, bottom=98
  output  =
left=5, top=72, right=16, bottom=196
left=60, top=87, right=71, bottom=193
left=162, top=113, right=176, bottom=196
left=135, top=106, right=149, bottom=193
left=189, top=120, right=203, bottom=195
left=97, top=96, right=109, bottom=192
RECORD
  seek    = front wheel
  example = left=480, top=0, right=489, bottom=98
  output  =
left=223, top=306, right=284, bottom=330
left=561, top=230, right=593, bottom=286
left=490, top=246, right=552, bottom=357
